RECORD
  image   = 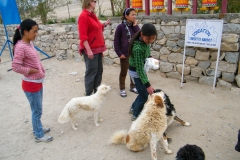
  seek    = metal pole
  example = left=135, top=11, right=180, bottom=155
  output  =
left=126, top=0, right=130, bottom=8
left=167, top=0, right=172, bottom=15
left=221, top=0, right=228, bottom=14
left=192, top=0, right=197, bottom=14
left=145, top=0, right=150, bottom=15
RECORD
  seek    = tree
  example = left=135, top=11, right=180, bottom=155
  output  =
left=197, top=0, right=240, bottom=14
left=217, top=0, right=240, bottom=13
left=112, top=0, right=125, bottom=16
left=110, top=0, right=115, bottom=16
left=17, top=0, right=70, bottom=24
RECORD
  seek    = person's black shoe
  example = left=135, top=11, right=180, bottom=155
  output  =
left=235, top=142, right=240, bottom=152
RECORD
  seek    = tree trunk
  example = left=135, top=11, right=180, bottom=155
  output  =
left=110, top=0, right=115, bottom=16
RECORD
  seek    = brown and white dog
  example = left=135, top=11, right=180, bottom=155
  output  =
left=110, top=91, right=173, bottom=160
left=58, top=84, right=111, bottom=130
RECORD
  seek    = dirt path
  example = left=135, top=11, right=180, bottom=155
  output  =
left=0, top=51, right=240, bottom=159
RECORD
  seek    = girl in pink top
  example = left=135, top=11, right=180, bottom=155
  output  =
left=12, top=19, right=53, bottom=143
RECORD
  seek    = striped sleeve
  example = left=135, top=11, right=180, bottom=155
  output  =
left=12, top=45, right=30, bottom=75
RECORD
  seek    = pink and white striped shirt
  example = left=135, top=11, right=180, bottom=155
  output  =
left=12, top=40, right=45, bottom=82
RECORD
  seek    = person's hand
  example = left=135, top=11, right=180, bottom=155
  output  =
left=87, top=50, right=94, bottom=59
left=133, top=20, right=138, bottom=26
left=120, top=55, right=126, bottom=59
left=105, top=19, right=111, bottom=26
left=29, top=68, right=39, bottom=74
left=147, top=86, right=155, bottom=95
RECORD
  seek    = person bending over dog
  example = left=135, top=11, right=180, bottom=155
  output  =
left=128, top=23, right=157, bottom=121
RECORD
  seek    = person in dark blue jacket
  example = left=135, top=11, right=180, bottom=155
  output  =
left=114, top=8, right=140, bottom=97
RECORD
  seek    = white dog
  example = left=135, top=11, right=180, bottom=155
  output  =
left=110, top=91, right=173, bottom=160
left=58, top=84, right=111, bottom=130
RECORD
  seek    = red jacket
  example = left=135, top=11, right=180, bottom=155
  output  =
left=78, top=9, right=106, bottom=54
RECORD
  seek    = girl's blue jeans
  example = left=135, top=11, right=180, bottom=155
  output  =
left=131, top=78, right=149, bottom=118
left=24, top=88, right=44, bottom=138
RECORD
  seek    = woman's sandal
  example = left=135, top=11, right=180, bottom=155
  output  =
left=130, top=88, right=138, bottom=94
left=120, top=90, right=127, bottom=97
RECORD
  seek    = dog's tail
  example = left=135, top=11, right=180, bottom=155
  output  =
left=110, top=130, right=128, bottom=144
left=58, top=105, right=71, bottom=124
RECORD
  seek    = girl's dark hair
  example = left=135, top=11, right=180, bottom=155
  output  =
left=128, top=23, right=157, bottom=57
left=121, top=8, right=136, bottom=21
left=13, top=19, right=38, bottom=54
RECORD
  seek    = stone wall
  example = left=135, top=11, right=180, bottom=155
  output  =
left=1, top=13, right=240, bottom=90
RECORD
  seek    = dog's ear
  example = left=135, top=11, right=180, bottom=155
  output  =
left=154, top=95, right=164, bottom=108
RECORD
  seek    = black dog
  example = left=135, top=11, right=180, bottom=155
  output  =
left=176, top=144, right=205, bottom=160
left=154, top=89, right=190, bottom=127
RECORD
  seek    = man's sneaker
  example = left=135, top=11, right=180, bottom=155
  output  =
left=33, top=128, right=50, bottom=136
left=131, top=115, right=137, bottom=121
left=120, top=90, right=127, bottom=97
left=35, top=135, right=53, bottom=143
left=43, top=128, right=50, bottom=133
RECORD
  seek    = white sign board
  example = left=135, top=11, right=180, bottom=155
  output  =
left=185, top=19, right=223, bottom=49
left=181, top=19, right=223, bottom=93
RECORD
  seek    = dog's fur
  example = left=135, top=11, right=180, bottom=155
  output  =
left=58, top=84, right=111, bottom=130
left=110, top=91, right=173, bottom=160
left=176, top=144, right=205, bottom=160
left=154, top=89, right=190, bottom=127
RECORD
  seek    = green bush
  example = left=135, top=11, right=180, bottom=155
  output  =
left=61, top=17, right=76, bottom=23
left=46, top=19, right=57, bottom=24
left=99, top=15, right=108, bottom=20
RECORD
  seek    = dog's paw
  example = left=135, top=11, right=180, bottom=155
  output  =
left=73, top=127, right=78, bottom=130
left=165, top=150, right=174, bottom=154
left=184, top=122, right=191, bottom=126
left=95, top=123, right=99, bottom=126
left=98, top=119, right=103, bottom=122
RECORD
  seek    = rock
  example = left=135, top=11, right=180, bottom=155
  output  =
left=185, top=57, right=198, bottom=66
left=160, top=62, right=173, bottom=72
left=191, top=67, right=202, bottom=77
left=113, top=58, right=120, bottom=65
left=235, top=74, right=240, bottom=87
left=176, top=64, right=191, bottom=75
left=225, top=52, right=239, bottom=64
left=195, top=50, right=210, bottom=61
left=211, top=61, right=237, bottom=73
left=103, top=57, right=114, bottom=65
left=166, top=72, right=181, bottom=80
left=199, top=76, right=215, bottom=86
left=217, top=79, right=231, bottom=90
left=168, top=53, right=184, bottom=63
left=220, top=43, right=239, bottom=52
left=160, top=47, right=171, bottom=55
left=108, top=50, right=118, bottom=59
left=198, top=61, right=210, bottom=70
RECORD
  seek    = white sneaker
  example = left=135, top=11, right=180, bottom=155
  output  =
left=35, top=135, right=53, bottom=143
left=33, top=128, right=50, bottom=136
